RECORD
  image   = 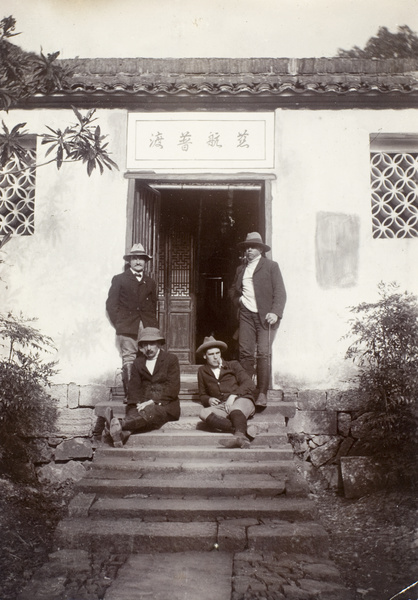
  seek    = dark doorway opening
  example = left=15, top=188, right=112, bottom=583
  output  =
left=154, top=182, right=264, bottom=363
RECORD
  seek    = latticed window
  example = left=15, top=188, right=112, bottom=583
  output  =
left=370, top=134, right=418, bottom=239
left=0, top=140, right=36, bottom=236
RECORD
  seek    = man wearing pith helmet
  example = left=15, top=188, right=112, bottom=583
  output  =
left=229, top=232, right=286, bottom=408
left=197, top=335, right=258, bottom=449
left=104, top=327, right=181, bottom=447
left=106, top=243, right=158, bottom=398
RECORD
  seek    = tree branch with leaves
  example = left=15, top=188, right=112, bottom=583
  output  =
left=0, top=15, right=118, bottom=176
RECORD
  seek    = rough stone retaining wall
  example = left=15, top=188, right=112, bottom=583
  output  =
left=29, top=383, right=109, bottom=485
left=279, top=388, right=375, bottom=495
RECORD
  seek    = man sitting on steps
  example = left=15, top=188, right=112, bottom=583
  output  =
left=196, top=335, right=258, bottom=449
left=104, top=327, right=181, bottom=447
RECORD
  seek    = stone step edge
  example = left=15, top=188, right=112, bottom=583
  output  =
left=54, top=519, right=330, bottom=556
left=70, top=495, right=316, bottom=520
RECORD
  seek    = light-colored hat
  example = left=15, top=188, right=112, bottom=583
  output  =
left=123, top=243, right=152, bottom=261
left=138, top=327, right=165, bottom=344
left=196, top=335, right=228, bottom=356
left=237, top=232, right=270, bottom=252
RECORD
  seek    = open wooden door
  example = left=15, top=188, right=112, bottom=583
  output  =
left=132, top=182, right=161, bottom=301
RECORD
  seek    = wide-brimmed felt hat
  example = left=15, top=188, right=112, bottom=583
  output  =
left=138, top=327, right=165, bottom=344
left=196, top=335, right=228, bottom=356
left=237, top=232, right=270, bottom=252
left=123, top=243, right=152, bottom=261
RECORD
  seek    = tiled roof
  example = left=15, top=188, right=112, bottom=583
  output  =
left=61, top=57, right=418, bottom=96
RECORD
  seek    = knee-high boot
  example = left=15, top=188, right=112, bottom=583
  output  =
left=206, top=413, right=234, bottom=433
left=122, top=363, right=133, bottom=402
left=219, top=410, right=250, bottom=449
left=256, top=357, right=270, bottom=395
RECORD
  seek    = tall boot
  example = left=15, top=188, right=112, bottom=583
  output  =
left=122, top=363, right=133, bottom=403
left=219, top=410, right=250, bottom=449
left=240, top=357, right=255, bottom=379
left=255, top=357, right=269, bottom=407
left=206, top=413, right=234, bottom=433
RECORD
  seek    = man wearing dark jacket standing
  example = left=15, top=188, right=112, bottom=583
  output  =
left=229, top=232, right=286, bottom=408
left=197, top=336, right=257, bottom=449
left=106, top=243, right=158, bottom=397
left=105, top=327, right=180, bottom=447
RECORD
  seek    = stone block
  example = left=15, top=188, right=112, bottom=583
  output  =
left=48, top=384, right=68, bottom=408
left=36, top=460, right=87, bottom=484
left=54, top=407, right=95, bottom=437
left=319, top=465, right=340, bottom=490
left=327, top=389, right=368, bottom=411
left=287, top=410, right=337, bottom=435
left=297, top=390, right=327, bottom=410
left=310, top=437, right=341, bottom=467
left=340, top=456, right=389, bottom=499
left=68, top=383, right=80, bottom=409
left=337, top=412, right=351, bottom=436
left=79, top=384, right=109, bottom=408
left=299, top=578, right=354, bottom=599
left=55, top=437, right=93, bottom=461
left=68, top=493, right=96, bottom=517
left=218, top=518, right=257, bottom=552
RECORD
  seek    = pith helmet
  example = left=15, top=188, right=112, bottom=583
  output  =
left=196, top=335, right=228, bottom=356
left=237, top=232, right=270, bottom=252
left=123, top=243, right=152, bottom=261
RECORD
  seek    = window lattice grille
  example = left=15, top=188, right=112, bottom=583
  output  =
left=0, top=149, right=36, bottom=236
left=371, top=152, right=418, bottom=239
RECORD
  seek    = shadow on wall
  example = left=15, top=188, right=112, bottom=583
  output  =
left=315, top=212, right=360, bottom=289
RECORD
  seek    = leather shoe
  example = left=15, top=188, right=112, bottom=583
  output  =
left=104, top=407, right=114, bottom=428
left=255, top=393, right=267, bottom=408
left=219, top=433, right=250, bottom=449
left=246, top=424, right=259, bottom=440
left=110, top=417, right=127, bottom=448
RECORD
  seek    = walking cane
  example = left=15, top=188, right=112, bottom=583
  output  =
left=267, top=322, right=272, bottom=391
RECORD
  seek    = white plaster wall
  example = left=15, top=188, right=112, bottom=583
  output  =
left=271, top=108, right=418, bottom=389
left=0, top=108, right=129, bottom=385
left=1, top=106, right=417, bottom=389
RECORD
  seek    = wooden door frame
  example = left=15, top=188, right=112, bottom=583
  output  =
left=125, top=173, right=275, bottom=254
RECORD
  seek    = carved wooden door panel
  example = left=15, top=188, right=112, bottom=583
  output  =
left=158, top=211, right=195, bottom=364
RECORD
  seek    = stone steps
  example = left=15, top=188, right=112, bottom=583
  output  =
left=55, top=518, right=330, bottom=556
left=83, top=496, right=317, bottom=522
left=95, top=398, right=296, bottom=419
left=56, top=380, right=331, bottom=561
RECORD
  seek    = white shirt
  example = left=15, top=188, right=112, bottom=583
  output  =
left=211, top=366, right=221, bottom=379
left=131, top=268, right=143, bottom=282
left=146, top=349, right=160, bottom=374
left=241, top=255, right=261, bottom=313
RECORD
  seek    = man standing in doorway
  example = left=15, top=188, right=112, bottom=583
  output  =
left=229, top=232, right=286, bottom=408
left=106, top=243, right=158, bottom=398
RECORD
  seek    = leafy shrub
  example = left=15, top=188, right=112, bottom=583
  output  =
left=345, top=282, right=418, bottom=478
left=0, top=312, right=58, bottom=469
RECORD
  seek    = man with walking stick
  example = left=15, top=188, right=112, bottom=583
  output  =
left=229, top=232, right=286, bottom=408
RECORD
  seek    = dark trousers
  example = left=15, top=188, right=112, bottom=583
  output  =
left=238, top=305, right=274, bottom=394
left=122, top=402, right=169, bottom=433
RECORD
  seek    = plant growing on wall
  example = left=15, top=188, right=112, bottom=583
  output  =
left=345, top=282, right=418, bottom=479
left=0, top=15, right=118, bottom=176
left=0, top=312, right=58, bottom=477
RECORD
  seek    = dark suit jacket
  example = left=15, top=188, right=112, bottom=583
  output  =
left=128, top=350, right=181, bottom=421
left=229, top=256, right=286, bottom=329
left=198, top=359, right=256, bottom=407
left=106, top=269, right=158, bottom=335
